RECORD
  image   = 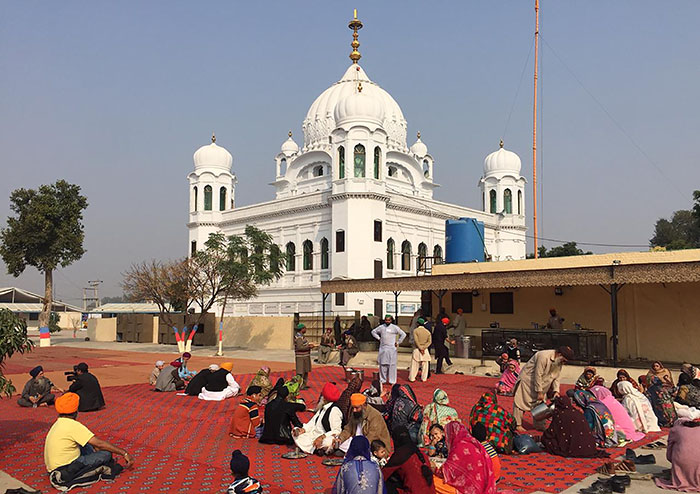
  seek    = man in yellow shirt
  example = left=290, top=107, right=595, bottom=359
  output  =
left=44, top=393, right=133, bottom=482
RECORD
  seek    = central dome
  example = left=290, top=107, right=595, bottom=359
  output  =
left=303, top=64, right=407, bottom=150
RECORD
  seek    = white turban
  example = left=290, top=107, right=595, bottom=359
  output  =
left=155, top=360, right=165, bottom=367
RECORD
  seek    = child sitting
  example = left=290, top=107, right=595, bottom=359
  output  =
left=370, top=439, right=389, bottom=467
left=471, top=422, right=500, bottom=480
left=227, top=450, right=263, bottom=494
left=426, top=423, right=449, bottom=458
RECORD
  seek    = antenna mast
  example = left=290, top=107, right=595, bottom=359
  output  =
left=532, top=0, right=540, bottom=258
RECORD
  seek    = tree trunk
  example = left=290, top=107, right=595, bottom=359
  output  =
left=39, top=269, right=52, bottom=329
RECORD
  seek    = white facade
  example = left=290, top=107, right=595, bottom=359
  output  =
left=187, top=47, right=526, bottom=317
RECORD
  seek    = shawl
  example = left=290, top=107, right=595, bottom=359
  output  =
left=441, top=421, right=496, bottom=494
left=337, top=374, right=363, bottom=423
left=647, top=362, right=674, bottom=388
left=591, top=385, right=645, bottom=442
left=646, top=376, right=678, bottom=427
left=617, top=381, right=661, bottom=433
left=250, top=367, right=273, bottom=397
left=681, top=363, right=700, bottom=382
left=542, top=395, right=602, bottom=458
left=610, top=369, right=640, bottom=400
left=419, top=389, right=459, bottom=446
left=676, top=373, right=700, bottom=409
left=575, top=367, right=598, bottom=390
left=497, top=360, right=520, bottom=392
left=332, top=436, right=385, bottom=494
left=469, top=392, right=517, bottom=454
left=654, top=420, right=700, bottom=492
left=284, top=375, right=303, bottom=401
left=571, top=389, right=619, bottom=448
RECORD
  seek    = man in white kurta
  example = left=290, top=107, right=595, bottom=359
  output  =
left=371, top=315, right=407, bottom=386
left=293, top=383, right=343, bottom=454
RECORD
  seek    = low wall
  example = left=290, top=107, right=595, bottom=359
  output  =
left=87, top=318, right=117, bottom=342
left=221, top=316, right=295, bottom=350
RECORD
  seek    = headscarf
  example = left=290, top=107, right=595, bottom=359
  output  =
left=441, top=421, right=496, bottom=494
left=681, top=363, right=700, bottom=382
left=676, top=373, right=700, bottom=409
left=419, top=388, right=459, bottom=446
left=647, top=361, right=674, bottom=388
left=645, top=376, right=678, bottom=427
left=617, top=381, right=661, bottom=433
left=250, top=366, right=273, bottom=398
left=571, top=389, right=619, bottom=447
left=344, top=435, right=371, bottom=463
left=590, top=385, right=645, bottom=442
left=469, top=392, right=517, bottom=453
left=575, top=367, right=598, bottom=390
left=29, top=366, right=43, bottom=378
left=497, top=359, right=520, bottom=392
left=610, top=369, right=640, bottom=400
left=541, top=395, right=602, bottom=458
left=331, top=435, right=384, bottom=494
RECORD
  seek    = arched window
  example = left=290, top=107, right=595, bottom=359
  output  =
left=387, top=238, right=395, bottom=270
left=320, top=238, right=329, bottom=269
left=401, top=240, right=412, bottom=271
left=285, top=242, right=296, bottom=271
left=313, top=165, right=324, bottom=177
left=417, top=243, right=427, bottom=272
left=373, top=147, right=381, bottom=179
left=423, top=159, right=430, bottom=178
left=517, top=190, right=522, bottom=215
left=219, top=187, right=227, bottom=211
left=489, top=189, right=497, bottom=213
left=433, top=245, right=443, bottom=264
left=504, top=188, right=512, bottom=214
left=302, top=240, right=313, bottom=270
left=338, top=146, right=345, bottom=179
left=354, top=144, right=365, bottom=178
left=204, top=185, right=213, bottom=211
left=193, top=186, right=198, bottom=212
left=388, top=166, right=397, bottom=177
left=280, top=158, right=287, bottom=175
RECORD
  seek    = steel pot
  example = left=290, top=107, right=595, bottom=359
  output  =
left=531, top=401, right=555, bottom=422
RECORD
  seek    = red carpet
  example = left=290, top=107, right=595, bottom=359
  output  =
left=0, top=366, right=665, bottom=493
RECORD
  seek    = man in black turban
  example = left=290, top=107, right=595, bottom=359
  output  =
left=227, top=450, right=262, bottom=493
left=18, top=366, right=63, bottom=408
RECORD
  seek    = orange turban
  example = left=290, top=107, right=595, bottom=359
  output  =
left=322, top=382, right=341, bottom=402
left=55, top=392, right=80, bottom=414
left=350, top=393, right=367, bottom=407
left=220, top=362, right=234, bottom=372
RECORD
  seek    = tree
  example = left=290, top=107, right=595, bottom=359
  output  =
left=0, top=309, right=33, bottom=397
left=0, top=180, right=88, bottom=331
left=527, top=242, right=592, bottom=258
left=650, top=209, right=700, bottom=250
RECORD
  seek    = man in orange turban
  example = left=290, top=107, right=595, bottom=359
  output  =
left=335, top=393, right=391, bottom=454
left=44, top=393, right=134, bottom=488
left=292, top=382, right=344, bottom=455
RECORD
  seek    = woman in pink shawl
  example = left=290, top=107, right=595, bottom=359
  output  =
left=434, top=421, right=496, bottom=494
left=590, top=385, right=645, bottom=442
left=655, top=419, right=700, bottom=492
left=495, top=360, right=520, bottom=396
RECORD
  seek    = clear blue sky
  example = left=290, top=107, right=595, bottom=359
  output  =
left=1, top=1, right=699, bottom=304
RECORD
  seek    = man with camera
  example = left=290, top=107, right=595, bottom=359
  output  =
left=67, top=363, right=105, bottom=412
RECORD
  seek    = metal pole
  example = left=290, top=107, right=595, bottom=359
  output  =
left=322, top=293, right=328, bottom=331
left=611, top=283, right=619, bottom=366
left=393, top=291, right=400, bottom=320
left=532, top=0, right=540, bottom=258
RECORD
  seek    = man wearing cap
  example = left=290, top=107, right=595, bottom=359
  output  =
left=294, top=323, right=315, bottom=389
left=408, top=321, right=431, bottom=383
left=68, top=363, right=105, bottom=412
left=44, top=393, right=132, bottom=487
left=334, top=393, right=391, bottom=454
left=371, top=315, right=407, bottom=387
left=229, top=386, right=264, bottom=439
left=512, top=346, right=574, bottom=433
left=18, top=366, right=63, bottom=408
left=293, top=382, right=343, bottom=455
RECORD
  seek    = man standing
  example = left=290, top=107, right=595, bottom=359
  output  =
left=513, top=346, right=574, bottom=433
left=433, top=317, right=455, bottom=374
left=547, top=308, right=565, bottom=329
left=408, top=323, right=431, bottom=383
left=371, top=315, right=406, bottom=387
left=451, top=308, right=467, bottom=336
left=68, top=363, right=105, bottom=412
left=294, top=323, right=315, bottom=389
left=18, top=366, right=63, bottom=408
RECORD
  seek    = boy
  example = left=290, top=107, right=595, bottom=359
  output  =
left=229, top=386, right=263, bottom=439
left=426, top=424, right=448, bottom=458
left=227, top=450, right=262, bottom=494
left=370, top=439, right=389, bottom=467
left=471, top=422, right=500, bottom=480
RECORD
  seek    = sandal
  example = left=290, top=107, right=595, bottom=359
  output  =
left=641, top=440, right=666, bottom=450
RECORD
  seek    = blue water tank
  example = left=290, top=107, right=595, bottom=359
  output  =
left=445, top=218, right=485, bottom=263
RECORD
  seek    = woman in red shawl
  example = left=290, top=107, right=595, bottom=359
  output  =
left=541, top=395, right=605, bottom=458
left=469, top=392, right=517, bottom=454
left=434, top=421, right=496, bottom=494
left=610, top=369, right=640, bottom=400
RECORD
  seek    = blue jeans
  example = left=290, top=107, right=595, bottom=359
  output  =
left=74, top=444, right=112, bottom=469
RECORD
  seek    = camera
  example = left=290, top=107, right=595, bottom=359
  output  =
left=65, top=365, right=79, bottom=382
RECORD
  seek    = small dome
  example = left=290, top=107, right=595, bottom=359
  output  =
left=333, top=84, right=385, bottom=128
left=194, top=135, right=233, bottom=171
left=280, top=131, right=299, bottom=156
left=483, top=141, right=521, bottom=175
left=410, top=132, right=428, bottom=157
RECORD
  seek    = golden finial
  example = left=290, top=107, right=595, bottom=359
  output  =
left=212, top=133, right=216, bottom=143
left=357, top=82, right=363, bottom=93
left=288, top=130, right=293, bottom=138
left=417, top=131, right=421, bottom=139
left=348, top=9, right=363, bottom=64
left=499, top=139, right=504, bottom=148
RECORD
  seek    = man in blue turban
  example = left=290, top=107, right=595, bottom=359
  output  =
left=18, top=366, right=63, bottom=408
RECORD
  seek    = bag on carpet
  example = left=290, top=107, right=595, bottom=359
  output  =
left=49, top=458, right=124, bottom=492
left=513, top=433, right=542, bottom=454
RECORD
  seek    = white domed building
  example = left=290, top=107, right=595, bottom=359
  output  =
left=187, top=14, right=526, bottom=317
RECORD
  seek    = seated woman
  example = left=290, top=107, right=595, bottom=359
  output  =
left=154, top=361, right=185, bottom=392
left=570, top=389, right=619, bottom=448
left=259, top=387, right=305, bottom=445
left=654, top=419, right=700, bottom=492
left=332, top=436, right=385, bottom=494
left=469, top=392, right=517, bottom=454
left=590, top=385, right=645, bottom=442
left=575, top=367, right=600, bottom=390
left=617, top=381, right=661, bottom=433
left=495, top=360, right=519, bottom=396
left=198, top=362, right=240, bottom=401
left=18, top=366, right=63, bottom=408
left=250, top=366, right=273, bottom=400
left=284, top=375, right=304, bottom=403
left=646, top=376, right=678, bottom=427
left=433, top=421, right=495, bottom=494
left=542, top=395, right=604, bottom=458
left=681, top=362, right=700, bottom=382
left=610, top=369, right=640, bottom=400
left=383, top=426, right=435, bottom=494
left=676, top=372, right=700, bottom=409
left=647, top=361, right=674, bottom=390
left=419, top=389, right=459, bottom=447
